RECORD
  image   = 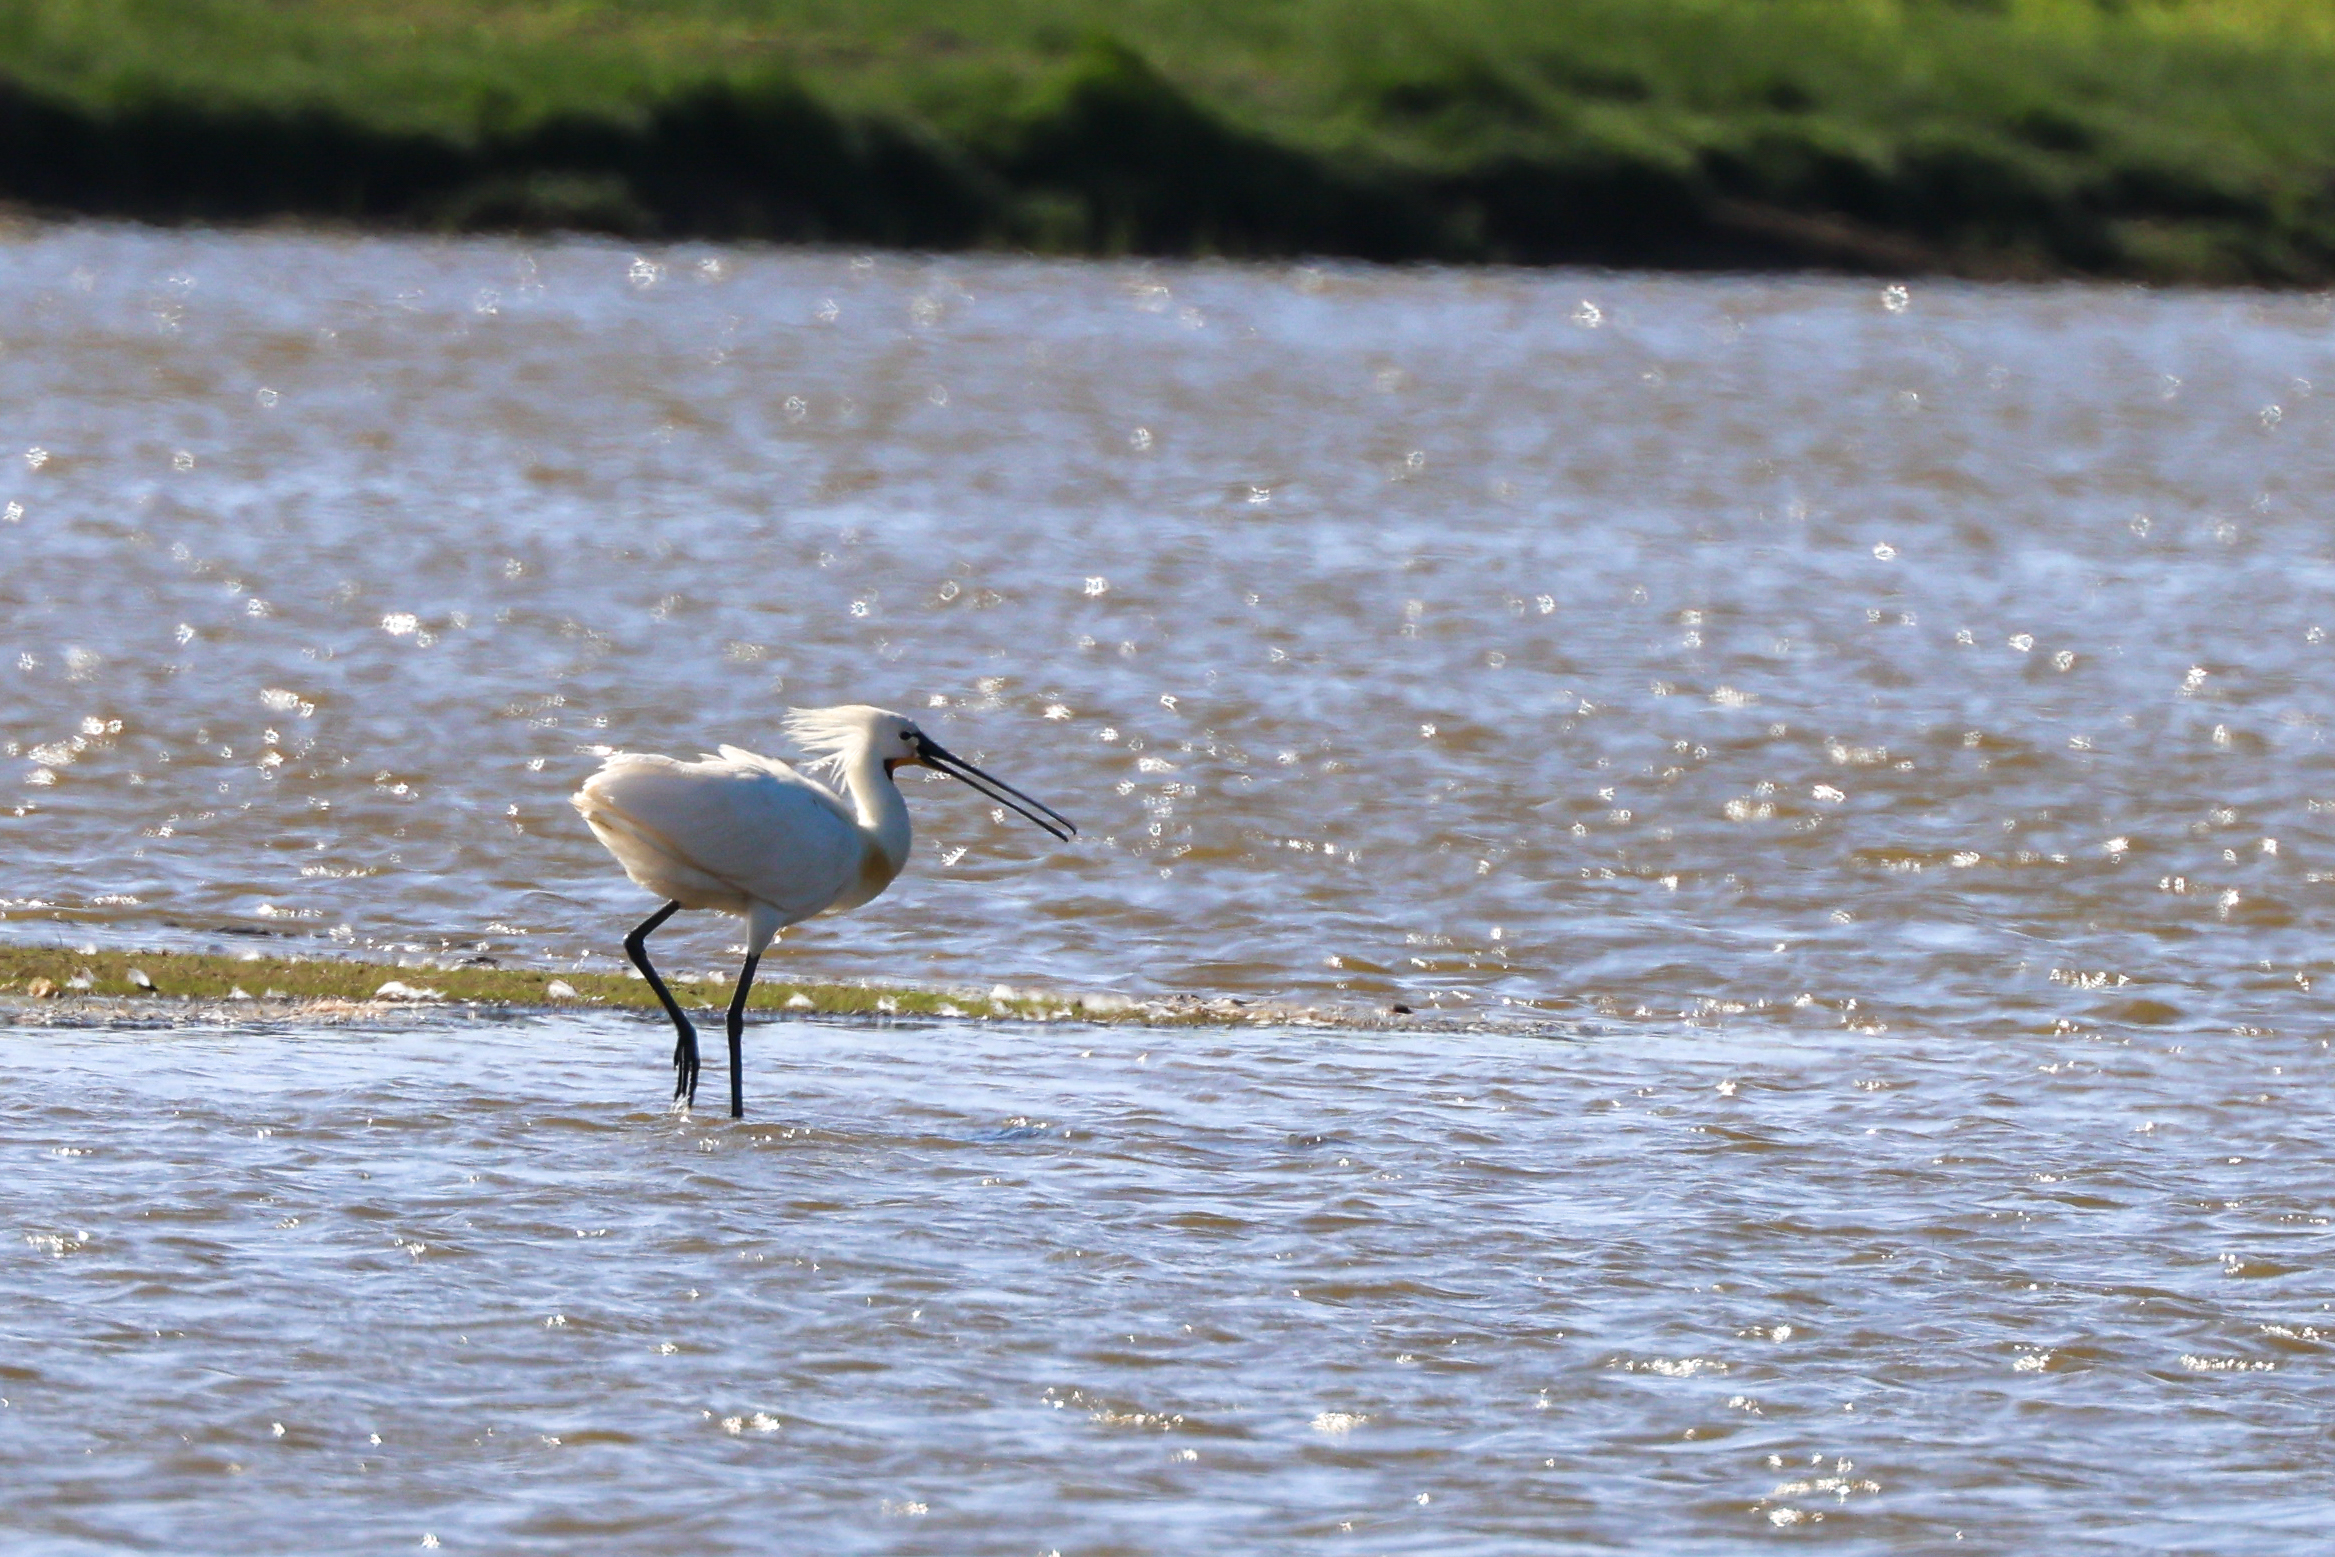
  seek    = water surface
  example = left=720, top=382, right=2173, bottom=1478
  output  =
left=6, top=229, right=2334, bottom=1042
left=5, top=227, right=2335, bottom=1551
left=4, top=1011, right=2329, bottom=1554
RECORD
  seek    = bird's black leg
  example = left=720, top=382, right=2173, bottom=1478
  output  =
left=725, top=951, right=761, bottom=1119
left=624, top=901, right=699, bottom=1107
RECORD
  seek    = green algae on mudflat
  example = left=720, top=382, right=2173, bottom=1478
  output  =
left=0, top=945, right=1178, bottom=1023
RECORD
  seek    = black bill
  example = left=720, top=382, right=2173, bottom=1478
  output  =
left=915, top=736, right=1078, bottom=840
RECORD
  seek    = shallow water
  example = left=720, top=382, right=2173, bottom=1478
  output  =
left=4, top=1011, right=2330, bottom=1555
left=6, top=227, right=2335, bottom=1039
left=7, top=227, right=2335, bottom=1550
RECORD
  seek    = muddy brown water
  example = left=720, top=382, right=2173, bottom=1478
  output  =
left=4, top=228, right=2334, bottom=1551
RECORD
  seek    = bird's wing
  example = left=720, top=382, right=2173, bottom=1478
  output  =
left=574, top=752, right=861, bottom=922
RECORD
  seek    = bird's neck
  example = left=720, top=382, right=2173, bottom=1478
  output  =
left=841, top=748, right=912, bottom=875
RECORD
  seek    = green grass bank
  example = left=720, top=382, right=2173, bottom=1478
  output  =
left=7, top=1, right=2335, bottom=280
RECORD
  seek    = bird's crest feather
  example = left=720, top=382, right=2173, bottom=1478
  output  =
left=782, top=704, right=888, bottom=783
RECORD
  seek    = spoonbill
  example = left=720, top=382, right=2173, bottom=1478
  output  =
left=572, top=704, right=1076, bottom=1117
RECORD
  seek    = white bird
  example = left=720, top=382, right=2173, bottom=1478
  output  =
left=571, top=704, right=1076, bottom=1116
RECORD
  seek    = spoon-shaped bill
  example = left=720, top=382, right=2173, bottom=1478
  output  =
left=916, top=737, right=1077, bottom=840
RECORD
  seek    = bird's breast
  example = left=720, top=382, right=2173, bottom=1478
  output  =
left=823, top=829, right=907, bottom=915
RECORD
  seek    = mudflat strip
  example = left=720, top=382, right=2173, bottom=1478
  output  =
left=0, top=946, right=1433, bottom=1032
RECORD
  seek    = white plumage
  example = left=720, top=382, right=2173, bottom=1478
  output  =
left=571, top=704, right=1075, bottom=1117
left=576, top=745, right=886, bottom=941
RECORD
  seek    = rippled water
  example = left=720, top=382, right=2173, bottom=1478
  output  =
left=5, top=227, right=2333, bottom=1032
left=6, top=1013, right=2331, bottom=1554
left=7, top=227, right=2335, bottom=1549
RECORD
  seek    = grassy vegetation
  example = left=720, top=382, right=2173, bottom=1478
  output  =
left=8, top=1, right=2335, bottom=278
left=0, top=944, right=1218, bottom=1023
